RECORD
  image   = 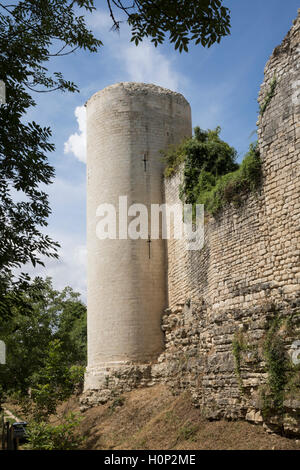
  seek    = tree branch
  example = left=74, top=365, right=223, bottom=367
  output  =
left=25, top=83, right=63, bottom=93
left=106, top=0, right=120, bottom=31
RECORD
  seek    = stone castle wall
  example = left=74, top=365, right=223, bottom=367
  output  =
left=166, top=11, right=300, bottom=314
left=152, top=12, right=300, bottom=435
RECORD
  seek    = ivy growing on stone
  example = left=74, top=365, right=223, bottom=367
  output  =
left=260, top=311, right=300, bottom=420
left=261, top=315, right=288, bottom=418
left=232, top=331, right=247, bottom=392
left=259, top=75, right=277, bottom=116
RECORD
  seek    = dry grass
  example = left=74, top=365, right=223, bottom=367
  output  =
left=54, top=385, right=300, bottom=450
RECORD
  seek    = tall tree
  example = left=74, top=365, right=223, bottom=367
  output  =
left=0, top=277, right=86, bottom=395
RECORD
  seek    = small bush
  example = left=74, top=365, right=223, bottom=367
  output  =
left=163, top=138, right=189, bottom=178
left=260, top=312, right=300, bottom=422
left=196, top=142, right=261, bottom=215
left=232, top=331, right=247, bottom=390
left=30, top=340, right=85, bottom=418
left=69, top=364, right=85, bottom=393
left=25, top=413, right=84, bottom=450
left=163, top=126, right=238, bottom=188
left=163, top=126, right=261, bottom=216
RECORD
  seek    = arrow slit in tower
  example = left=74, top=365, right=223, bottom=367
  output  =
left=147, top=235, right=151, bottom=259
left=142, top=152, right=148, bottom=172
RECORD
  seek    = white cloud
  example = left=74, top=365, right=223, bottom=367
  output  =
left=120, top=41, right=182, bottom=91
left=87, top=9, right=186, bottom=92
left=64, top=106, right=86, bottom=163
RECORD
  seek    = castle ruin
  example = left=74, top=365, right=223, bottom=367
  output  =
left=82, top=12, right=300, bottom=436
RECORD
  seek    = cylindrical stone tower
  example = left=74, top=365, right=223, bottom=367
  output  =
left=85, top=82, right=192, bottom=391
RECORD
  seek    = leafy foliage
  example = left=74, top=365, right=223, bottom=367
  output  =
left=0, top=271, right=42, bottom=320
left=197, top=143, right=261, bottom=214
left=181, top=127, right=239, bottom=205
left=261, top=314, right=300, bottom=419
left=263, top=317, right=287, bottom=414
left=232, top=331, right=247, bottom=391
left=0, top=277, right=86, bottom=401
left=163, top=138, right=190, bottom=179
left=107, top=0, right=231, bottom=51
left=30, top=339, right=85, bottom=418
left=0, top=1, right=101, bottom=276
left=164, top=127, right=238, bottom=188
left=25, top=412, right=84, bottom=450
left=164, top=129, right=261, bottom=216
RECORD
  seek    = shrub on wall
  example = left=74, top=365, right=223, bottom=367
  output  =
left=197, top=142, right=261, bottom=214
left=163, top=127, right=261, bottom=215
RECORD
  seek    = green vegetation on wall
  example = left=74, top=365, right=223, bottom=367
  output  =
left=261, top=313, right=300, bottom=419
left=163, top=127, right=262, bottom=215
left=232, top=331, right=247, bottom=391
left=259, top=75, right=277, bottom=116
left=262, top=315, right=288, bottom=417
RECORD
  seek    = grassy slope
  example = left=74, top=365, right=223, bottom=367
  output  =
left=55, top=385, right=300, bottom=450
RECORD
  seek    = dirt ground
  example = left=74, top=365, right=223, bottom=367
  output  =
left=52, top=384, right=300, bottom=450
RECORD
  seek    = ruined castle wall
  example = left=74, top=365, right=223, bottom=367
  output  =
left=166, top=9, right=300, bottom=311
left=153, top=13, right=300, bottom=434
left=82, top=15, right=300, bottom=435
left=165, top=11, right=299, bottom=328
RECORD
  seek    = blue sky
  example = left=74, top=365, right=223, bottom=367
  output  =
left=21, top=1, right=300, bottom=300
